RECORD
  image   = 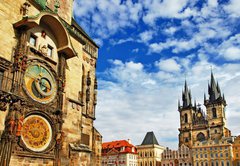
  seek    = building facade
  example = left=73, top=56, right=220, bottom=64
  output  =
left=101, top=140, right=138, bottom=166
left=233, top=136, right=240, bottom=166
left=192, top=138, right=233, bottom=166
left=178, top=73, right=231, bottom=149
left=137, top=132, right=165, bottom=166
left=0, top=0, right=102, bottom=165
left=161, top=144, right=192, bottom=166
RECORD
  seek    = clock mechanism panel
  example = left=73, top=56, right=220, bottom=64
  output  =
left=24, top=63, right=57, bottom=104
left=21, top=115, right=53, bottom=152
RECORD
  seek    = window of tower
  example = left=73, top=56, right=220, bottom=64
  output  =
left=212, top=108, right=217, bottom=118
left=197, top=132, right=206, bottom=142
left=184, top=113, right=188, bottom=123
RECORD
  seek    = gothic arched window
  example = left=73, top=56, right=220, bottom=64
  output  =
left=184, top=113, right=188, bottom=123
left=197, top=132, right=206, bottom=142
left=212, top=108, right=217, bottom=118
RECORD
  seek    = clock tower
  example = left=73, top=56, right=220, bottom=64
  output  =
left=0, top=0, right=102, bottom=165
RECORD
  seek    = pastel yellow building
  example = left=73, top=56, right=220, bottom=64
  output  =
left=233, top=136, right=240, bottom=166
left=137, top=132, right=165, bottom=166
left=192, top=138, right=233, bottom=166
left=0, top=0, right=102, bottom=165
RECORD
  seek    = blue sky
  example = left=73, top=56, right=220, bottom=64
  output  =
left=73, top=0, right=240, bottom=148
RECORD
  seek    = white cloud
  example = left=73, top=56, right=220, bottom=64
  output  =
left=142, top=0, right=194, bottom=25
left=224, top=0, right=240, bottom=17
left=164, top=27, right=178, bottom=36
left=139, top=30, right=154, bottom=43
left=222, top=47, right=240, bottom=60
left=110, top=38, right=134, bottom=45
left=95, top=58, right=240, bottom=148
left=156, top=58, right=181, bottom=72
left=218, top=34, right=240, bottom=61
left=73, top=0, right=142, bottom=39
left=132, top=48, right=139, bottom=53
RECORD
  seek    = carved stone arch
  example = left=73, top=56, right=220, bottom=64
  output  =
left=197, top=132, right=206, bottom=142
left=14, top=12, right=76, bottom=59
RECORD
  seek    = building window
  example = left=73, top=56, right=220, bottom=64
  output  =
left=211, top=153, right=214, bottom=158
left=81, top=133, right=90, bottom=145
left=211, top=162, right=214, bottom=166
left=47, top=45, right=53, bottom=57
left=216, top=161, right=218, bottom=166
left=212, top=108, right=217, bottom=118
left=197, top=132, right=206, bottom=142
left=29, top=34, right=37, bottom=46
left=226, top=153, right=228, bottom=157
left=226, top=162, right=229, bottom=166
left=184, top=113, right=188, bottom=123
left=221, top=161, right=224, bottom=166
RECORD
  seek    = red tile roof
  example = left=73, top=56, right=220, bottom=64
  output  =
left=102, top=140, right=137, bottom=154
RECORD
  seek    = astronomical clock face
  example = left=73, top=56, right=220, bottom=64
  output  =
left=21, top=115, right=53, bottom=152
left=24, top=63, right=57, bottom=103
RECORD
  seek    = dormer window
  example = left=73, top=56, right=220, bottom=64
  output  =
left=47, top=45, right=53, bottom=57
left=29, top=34, right=37, bottom=46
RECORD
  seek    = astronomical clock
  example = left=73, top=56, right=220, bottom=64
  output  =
left=0, top=0, right=101, bottom=165
left=2, top=12, right=69, bottom=161
left=23, top=63, right=57, bottom=104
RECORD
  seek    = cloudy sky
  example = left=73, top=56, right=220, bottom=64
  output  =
left=73, top=0, right=240, bottom=149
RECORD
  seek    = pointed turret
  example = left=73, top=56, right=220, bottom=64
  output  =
left=141, top=131, right=159, bottom=145
left=182, top=80, right=192, bottom=109
left=208, top=71, right=221, bottom=102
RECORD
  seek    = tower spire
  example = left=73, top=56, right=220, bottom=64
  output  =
left=182, top=80, right=192, bottom=109
left=208, top=71, right=221, bottom=102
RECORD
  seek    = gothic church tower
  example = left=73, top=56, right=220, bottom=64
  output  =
left=178, top=81, right=195, bottom=148
left=178, top=72, right=231, bottom=149
left=204, top=72, right=230, bottom=140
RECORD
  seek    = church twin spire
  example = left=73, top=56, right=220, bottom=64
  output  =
left=179, top=71, right=226, bottom=110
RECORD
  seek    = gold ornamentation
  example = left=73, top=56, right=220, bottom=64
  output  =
left=21, top=115, right=52, bottom=152
left=24, top=63, right=57, bottom=103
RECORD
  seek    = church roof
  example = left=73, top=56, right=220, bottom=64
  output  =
left=141, top=131, right=159, bottom=145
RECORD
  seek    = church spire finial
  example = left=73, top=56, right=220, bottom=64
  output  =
left=208, top=70, right=222, bottom=103
left=182, top=79, right=192, bottom=109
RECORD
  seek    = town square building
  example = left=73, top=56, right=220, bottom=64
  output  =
left=161, top=144, right=192, bottom=166
left=137, top=132, right=165, bottom=166
left=233, top=136, right=240, bottom=166
left=0, top=0, right=102, bottom=165
left=192, top=138, right=233, bottom=166
left=101, top=140, right=138, bottom=166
